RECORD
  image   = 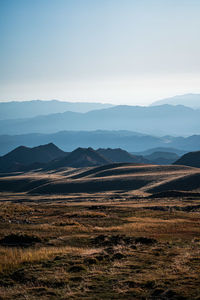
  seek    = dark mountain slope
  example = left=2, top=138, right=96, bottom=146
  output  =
left=174, top=151, right=200, bottom=168
left=145, top=151, right=179, bottom=165
left=97, top=148, right=149, bottom=164
left=0, top=143, right=66, bottom=172
left=46, top=147, right=111, bottom=169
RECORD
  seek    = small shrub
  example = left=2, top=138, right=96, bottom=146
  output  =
left=70, top=276, right=82, bottom=282
left=68, top=265, right=87, bottom=273
left=135, top=237, right=156, bottom=245
left=0, top=233, right=41, bottom=247
left=84, top=257, right=98, bottom=265
left=112, top=252, right=124, bottom=260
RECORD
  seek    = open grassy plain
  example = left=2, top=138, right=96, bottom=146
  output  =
left=0, top=164, right=200, bottom=299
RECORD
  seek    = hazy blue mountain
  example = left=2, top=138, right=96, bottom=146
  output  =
left=97, top=148, right=149, bottom=164
left=174, top=151, right=200, bottom=168
left=0, top=130, right=166, bottom=155
left=0, top=100, right=113, bottom=120
left=132, top=147, right=186, bottom=156
left=151, top=94, right=200, bottom=108
left=144, top=151, right=179, bottom=165
left=0, top=104, right=199, bottom=136
left=0, top=131, right=199, bottom=157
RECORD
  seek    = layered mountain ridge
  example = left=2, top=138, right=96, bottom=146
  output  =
left=0, top=104, right=199, bottom=136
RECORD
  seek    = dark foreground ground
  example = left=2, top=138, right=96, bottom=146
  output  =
left=0, top=191, right=200, bottom=300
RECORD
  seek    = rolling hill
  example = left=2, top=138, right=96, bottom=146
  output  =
left=28, top=164, right=200, bottom=195
left=174, top=151, right=200, bottom=168
left=0, top=163, right=199, bottom=195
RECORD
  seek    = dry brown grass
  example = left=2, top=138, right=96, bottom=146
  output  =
left=0, top=193, right=200, bottom=299
left=0, top=246, right=101, bottom=274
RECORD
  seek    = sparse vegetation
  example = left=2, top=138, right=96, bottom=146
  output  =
left=0, top=193, right=199, bottom=299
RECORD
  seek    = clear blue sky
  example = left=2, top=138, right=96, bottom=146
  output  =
left=0, top=0, right=200, bottom=104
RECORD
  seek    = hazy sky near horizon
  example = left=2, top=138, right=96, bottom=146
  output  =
left=0, top=0, right=200, bottom=105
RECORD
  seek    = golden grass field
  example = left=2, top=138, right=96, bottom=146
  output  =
left=0, top=164, right=200, bottom=299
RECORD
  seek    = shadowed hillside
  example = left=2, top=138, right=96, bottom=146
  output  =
left=97, top=148, right=149, bottom=164
left=0, top=143, right=67, bottom=172
left=0, top=163, right=196, bottom=195
left=46, top=147, right=111, bottom=169
left=144, top=151, right=179, bottom=165
left=174, top=151, right=200, bottom=168
left=146, top=173, right=200, bottom=193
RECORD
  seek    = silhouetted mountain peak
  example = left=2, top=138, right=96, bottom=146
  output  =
left=47, top=147, right=111, bottom=169
left=0, top=143, right=67, bottom=172
left=34, top=142, right=61, bottom=151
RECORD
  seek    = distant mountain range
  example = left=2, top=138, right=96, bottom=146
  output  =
left=0, top=130, right=199, bottom=156
left=151, top=94, right=200, bottom=108
left=0, top=100, right=113, bottom=120
left=0, top=144, right=149, bottom=172
left=0, top=104, right=199, bottom=136
left=1, top=94, right=199, bottom=121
